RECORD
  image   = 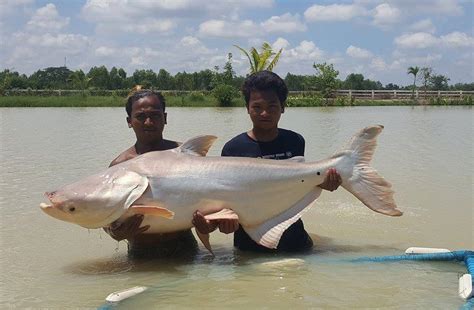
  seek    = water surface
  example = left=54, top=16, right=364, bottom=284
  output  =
left=0, top=106, right=472, bottom=309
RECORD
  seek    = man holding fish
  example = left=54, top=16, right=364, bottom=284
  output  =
left=105, top=71, right=341, bottom=257
left=194, top=71, right=342, bottom=252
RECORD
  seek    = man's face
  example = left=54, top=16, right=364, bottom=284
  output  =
left=127, top=95, right=167, bottom=143
left=247, top=90, right=283, bottom=130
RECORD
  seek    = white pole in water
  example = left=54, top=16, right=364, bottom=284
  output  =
left=105, top=286, right=148, bottom=303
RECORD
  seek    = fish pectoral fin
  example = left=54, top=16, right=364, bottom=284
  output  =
left=242, top=187, right=322, bottom=249
left=204, top=208, right=239, bottom=221
left=195, top=230, right=214, bottom=256
left=130, top=205, right=174, bottom=219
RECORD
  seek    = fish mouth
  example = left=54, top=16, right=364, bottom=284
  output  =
left=40, top=202, right=56, bottom=214
left=40, top=202, right=53, bottom=209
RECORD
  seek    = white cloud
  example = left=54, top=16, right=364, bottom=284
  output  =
left=287, top=40, right=324, bottom=60
left=180, top=36, right=213, bottom=54
left=26, top=3, right=69, bottom=32
left=95, top=46, right=116, bottom=57
left=0, top=0, right=33, bottom=17
left=261, top=13, right=306, bottom=33
left=272, top=37, right=290, bottom=51
left=395, top=31, right=474, bottom=49
left=369, top=57, right=387, bottom=71
left=346, top=45, right=373, bottom=58
left=372, top=3, right=401, bottom=27
left=410, top=19, right=436, bottom=34
left=122, top=19, right=175, bottom=34
left=394, top=32, right=439, bottom=49
left=440, top=32, right=474, bottom=48
left=304, top=4, right=368, bottom=22
left=354, top=0, right=463, bottom=16
left=198, top=19, right=258, bottom=38
left=23, top=33, right=89, bottom=51
left=181, top=36, right=200, bottom=46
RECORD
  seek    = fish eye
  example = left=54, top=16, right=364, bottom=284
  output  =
left=69, top=207, right=76, bottom=212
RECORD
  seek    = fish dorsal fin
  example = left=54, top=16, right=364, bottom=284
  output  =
left=177, top=135, right=217, bottom=156
left=241, top=187, right=322, bottom=249
left=284, top=156, right=305, bottom=163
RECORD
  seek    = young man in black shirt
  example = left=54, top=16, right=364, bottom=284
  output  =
left=220, top=70, right=342, bottom=252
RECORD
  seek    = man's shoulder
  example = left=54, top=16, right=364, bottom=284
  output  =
left=223, top=132, right=250, bottom=148
left=109, top=146, right=136, bottom=167
left=278, top=128, right=305, bottom=143
left=222, top=132, right=254, bottom=156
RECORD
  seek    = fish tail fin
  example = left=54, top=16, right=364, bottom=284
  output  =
left=341, top=125, right=403, bottom=216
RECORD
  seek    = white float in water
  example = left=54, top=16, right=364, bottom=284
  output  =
left=459, top=274, right=473, bottom=300
left=105, top=286, right=148, bottom=302
left=405, top=247, right=451, bottom=254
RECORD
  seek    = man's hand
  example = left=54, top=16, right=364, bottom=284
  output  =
left=192, top=210, right=239, bottom=234
left=103, top=214, right=150, bottom=241
left=318, top=168, right=342, bottom=192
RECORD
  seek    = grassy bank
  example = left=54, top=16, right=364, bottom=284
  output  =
left=0, top=94, right=471, bottom=107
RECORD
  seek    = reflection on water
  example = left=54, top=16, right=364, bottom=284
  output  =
left=0, top=106, right=472, bottom=309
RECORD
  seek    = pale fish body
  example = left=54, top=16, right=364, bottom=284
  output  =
left=41, top=125, right=402, bottom=249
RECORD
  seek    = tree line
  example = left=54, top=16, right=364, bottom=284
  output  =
left=2, top=65, right=472, bottom=93
left=1, top=42, right=473, bottom=93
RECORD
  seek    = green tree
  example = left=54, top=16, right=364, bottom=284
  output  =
left=429, top=74, right=450, bottom=90
left=174, top=72, right=193, bottom=90
left=312, top=62, right=340, bottom=99
left=234, top=42, right=282, bottom=73
left=156, top=69, right=174, bottom=90
left=87, top=66, right=110, bottom=89
left=384, top=83, right=400, bottom=90
left=29, top=67, right=72, bottom=89
left=407, top=66, right=419, bottom=97
left=344, top=73, right=365, bottom=90
left=420, top=67, right=432, bottom=92
left=0, top=70, right=29, bottom=90
left=68, top=70, right=91, bottom=96
left=194, top=69, right=214, bottom=90
left=109, top=67, right=126, bottom=89
left=285, top=73, right=309, bottom=91
left=132, top=69, right=157, bottom=88
left=222, top=53, right=235, bottom=85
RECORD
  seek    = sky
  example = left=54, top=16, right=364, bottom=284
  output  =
left=0, top=0, right=473, bottom=86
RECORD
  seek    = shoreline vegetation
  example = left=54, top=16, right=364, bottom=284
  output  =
left=0, top=93, right=472, bottom=108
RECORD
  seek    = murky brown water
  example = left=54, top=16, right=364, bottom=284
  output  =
left=0, top=106, right=472, bottom=309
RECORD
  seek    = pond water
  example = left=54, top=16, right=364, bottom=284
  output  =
left=0, top=106, right=472, bottom=309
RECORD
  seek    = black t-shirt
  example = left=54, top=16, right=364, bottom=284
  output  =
left=221, top=128, right=313, bottom=252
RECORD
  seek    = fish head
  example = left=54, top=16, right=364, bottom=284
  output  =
left=40, top=169, right=149, bottom=229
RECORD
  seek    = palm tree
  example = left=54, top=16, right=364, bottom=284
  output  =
left=407, top=66, right=419, bottom=98
left=234, top=42, right=282, bottom=74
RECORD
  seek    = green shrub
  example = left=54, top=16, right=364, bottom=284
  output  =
left=287, top=94, right=324, bottom=107
left=187, top=91, right=205, bottom=102
left=212, top=84, right=238, bottom=107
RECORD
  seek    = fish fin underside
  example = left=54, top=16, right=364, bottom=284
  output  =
left=242, top=187, right=322, bottom=249
left=284, top=156, right=305, bottom=163
left=195, top=230, right=214, bottom=256
left=178, top=135, right=218, bottom=156
left=130, top=205, right=175, bottom=219
left=203, top=208, right=239, bottom=221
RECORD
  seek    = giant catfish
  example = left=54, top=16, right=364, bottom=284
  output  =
left=40, top=125, right=402, bottom=251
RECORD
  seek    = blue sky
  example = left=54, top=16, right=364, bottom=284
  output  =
left=0, top=0, right=472, bottom=85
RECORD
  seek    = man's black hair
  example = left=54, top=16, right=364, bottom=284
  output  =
left=241, top=70, right=288, bottom=108
left=126, top=90, right=166, bottom=117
